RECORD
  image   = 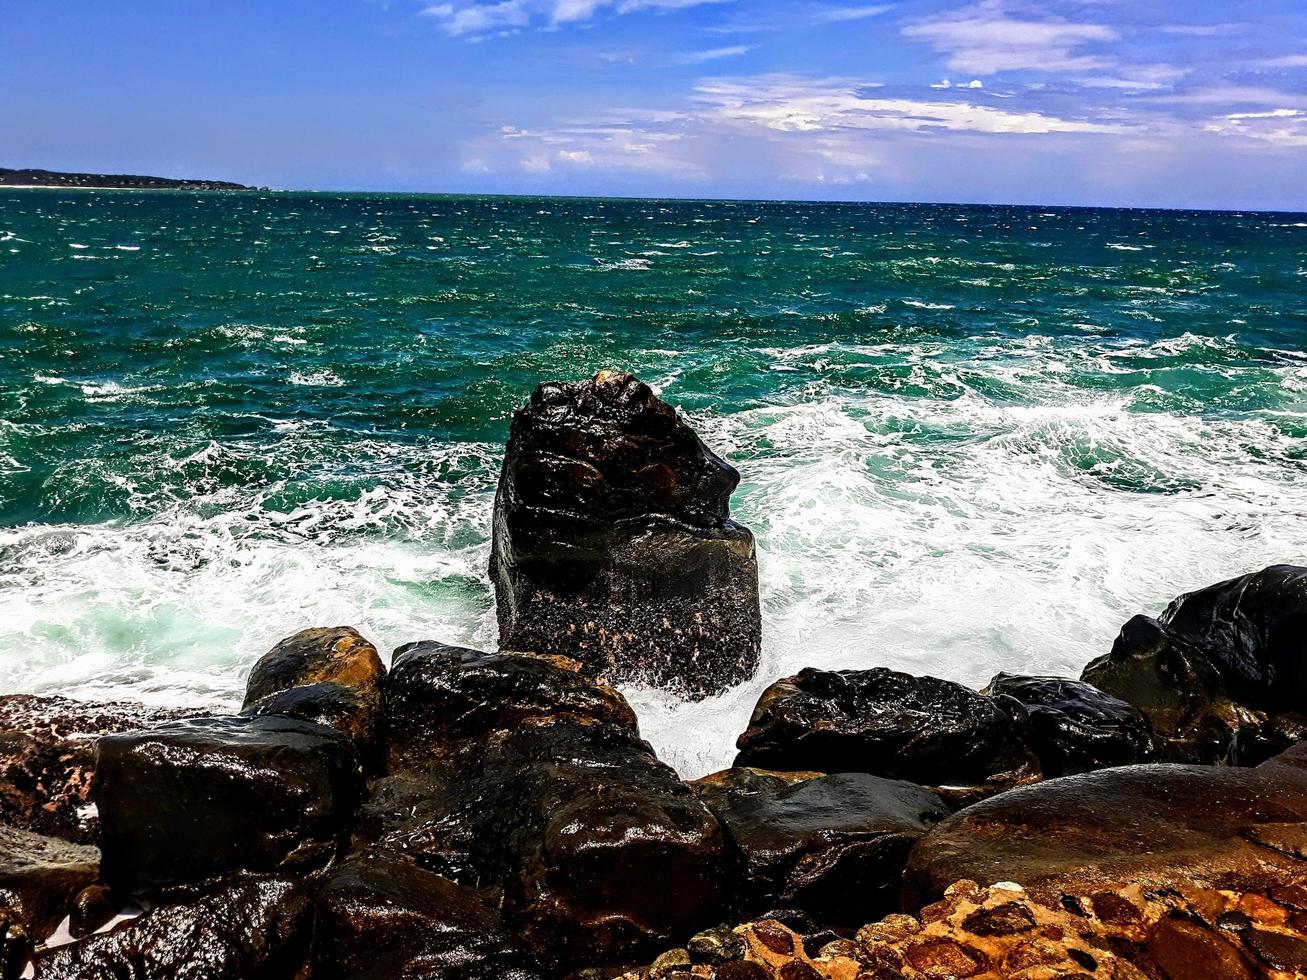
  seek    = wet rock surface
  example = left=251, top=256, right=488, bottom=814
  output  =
left=0, top=825, right=98, bottom=978
left=32, top=876, right=311, bottom=980
left=311, top=852, right=543, bottom=980
left=981, top=673, right=1155, bottom=777
left=490, top=371, right=761, bottom=698
left=1083, top=564, right=1307, bottom=762
left=371, top=643, right=729, bottom=972
left=94, top=714, right=363, bottom=898
left=383, top=641, right=638, bottom=775
left=900, top=749, right=1307, bottom=910
left=733, top=667, right=1040, bottom=799
left=691, top=768, right=948, bottom=929
left=241, top=626, right=386, bottom=768
left=0, top=695, right=209, bottom=843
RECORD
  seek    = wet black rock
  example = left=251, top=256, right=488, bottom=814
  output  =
left=375, top=643, right=729, bottom=972
left=32, top=877, right=310, bottom=980
left=94, top=714, right=362, bottom=898
left=383, top=641, right=638, bottom=775
left=241, top=626, right=385, bottom=768
left=982, top=673, right=1155, bottom=777
left=691, top=768, right=949, bottom=928
left=490, top=371, right=761, bottom=698
left=1083, top=565, right=1307, bottom=762
left=733, top=667, right=1039, bottom=798
left=0, top=695, right=210, bottom=843
left=310, top=852, right=543, bottom=980
left=466, top=718, right=729, bottom=970
left=1227, top=712, right=1307, bottom=766
left=0, top=826, right=98, bottom=980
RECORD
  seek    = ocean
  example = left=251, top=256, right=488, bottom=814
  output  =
left=2, top=189, right=1305, bottom=777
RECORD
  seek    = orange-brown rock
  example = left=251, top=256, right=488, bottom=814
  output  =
left=618, top=878, right=1307, bottom=979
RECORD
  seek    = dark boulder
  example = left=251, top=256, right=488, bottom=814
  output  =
left=691, top=768, right=949, bottom=928
left=374, top=643, right=729, bottom=971
left=490, top=371, right=761, bottom=698
left=1083, top=565, right=1307, bottom=762
left=32, top=877, right=310, bottom=979
left=733, top=668, right=1039, bottom=800
left=353, top=771, right=480, bottom=885
left=1228, top=712, right=1307, bottom=766
left=241, top=626, right=385, bottom=767
left=900, top=746, right=1307, bottom=911
left=981, top=673, right=1155, bottom=777
left=0, top=826, right=98, bottom=980
left=383, top=641, right=638, bottom=775
left=464, top=719, right=729, bottom=970
left=94, top=714, right=362, bottom=898
left=0, top=695, right=210, bottom=843
left=310, top=852, right=543, bottom=979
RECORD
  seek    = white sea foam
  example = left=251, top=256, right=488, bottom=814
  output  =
left=3, top=341, right=1306, bottom=779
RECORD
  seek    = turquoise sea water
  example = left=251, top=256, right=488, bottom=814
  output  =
left=2, top=189, right=1306, bottom=775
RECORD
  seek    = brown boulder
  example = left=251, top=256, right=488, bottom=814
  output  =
left=901, top=750, right=1307, bottom=911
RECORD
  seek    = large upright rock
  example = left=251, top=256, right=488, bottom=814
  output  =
left=1083, top=564, right=1307, bottom=762
left=490, top=371, right=761, bottom=698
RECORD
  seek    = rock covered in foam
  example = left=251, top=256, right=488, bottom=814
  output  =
left=93, top=714, right=362, bottom=898
left=490, top=370, right=761, bottom=698
left=690, top=768, right=949, bottom=929
left=1083, top=563, right=1307, bottom=762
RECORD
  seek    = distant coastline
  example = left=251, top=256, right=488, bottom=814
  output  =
left=1, top=166, right=255, bottom=191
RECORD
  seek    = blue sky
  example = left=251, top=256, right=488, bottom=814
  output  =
left=3, top=0, right=1307, bottom=208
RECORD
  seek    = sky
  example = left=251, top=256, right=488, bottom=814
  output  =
left=3, top=0, right=1307, bottom=208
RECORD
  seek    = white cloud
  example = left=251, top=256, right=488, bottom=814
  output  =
left=1205, top=109, right=1307, bottom=147
left=902, top=0, right=1116, bottom=74
left=1159, top=24, right=1244, bottom=37
left=557, top=149, right=595, bottom=163
left=674, top=45, right=751, bottom=65
left=522, top=155, right=553, bottom=172
left=1257, top=54, right=1307, bottom=69
left=694, top=74, right=1128, bottom=135
left=422, top=0, right=726, bottom=37
left=812, top=4, right=894, bottom=24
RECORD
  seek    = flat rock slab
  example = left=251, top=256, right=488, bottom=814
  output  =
left=901, top=750, right=1307, bottom=910
left=94, top=714, right=362, bottom=898
left=0, top=825, right=98, bottom=978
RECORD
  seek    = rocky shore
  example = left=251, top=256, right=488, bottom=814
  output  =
left=1, top=372, right=1305, bottom=979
